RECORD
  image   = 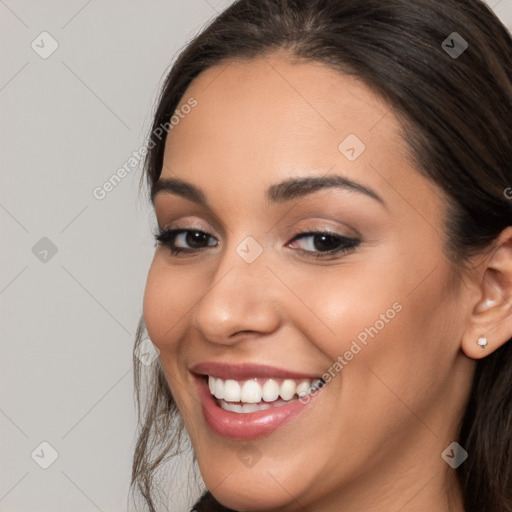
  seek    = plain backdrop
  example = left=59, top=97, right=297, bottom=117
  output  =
left=1, top=1, right=511, bottom=511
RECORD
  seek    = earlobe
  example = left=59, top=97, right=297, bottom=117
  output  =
left=461, top=227, right=512, bottom=360
left=475, top=335, right=488, bottom=349
left=462, top=334, right=494, bottom=360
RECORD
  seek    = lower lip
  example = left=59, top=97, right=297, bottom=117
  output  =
left=194, top=375, right=323, bottom=439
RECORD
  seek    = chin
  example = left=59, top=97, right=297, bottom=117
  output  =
left=197, top=459, right=315, bottom=512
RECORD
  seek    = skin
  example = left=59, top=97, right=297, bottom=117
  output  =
left=143, top=52, right=512, bottom=511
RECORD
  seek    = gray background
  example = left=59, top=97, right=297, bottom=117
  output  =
left=1, top=1, right=511, bottom=511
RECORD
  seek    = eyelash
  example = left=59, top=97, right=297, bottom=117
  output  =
left=153, top=227, right=360, bottom=259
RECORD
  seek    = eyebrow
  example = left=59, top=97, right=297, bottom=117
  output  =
left=151, top=174, right=385, bottom=207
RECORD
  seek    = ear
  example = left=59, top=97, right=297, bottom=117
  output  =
left=461, top=226, right=512, bottom=359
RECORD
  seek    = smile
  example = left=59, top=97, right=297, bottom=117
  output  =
left=209, top=376, right=320, bottom=412
left=191, top=363, right=326, bottom=439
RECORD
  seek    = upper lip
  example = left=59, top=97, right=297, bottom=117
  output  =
left=190, top=361, right=322, bottom=381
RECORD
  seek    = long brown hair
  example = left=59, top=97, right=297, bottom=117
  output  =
left=131, top=1, right=512, bottom=510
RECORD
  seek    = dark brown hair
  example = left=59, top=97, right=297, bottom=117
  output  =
left=131, top=1, right=512, bottom=510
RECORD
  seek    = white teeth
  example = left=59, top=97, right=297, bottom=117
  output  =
left=262, top=379, right=280, bottom=402
left=280, top=379, right=296, bottom=401
left=223, top=379, right=241, bottom=402
left=221, top=401, right=274, bottom=413
left=296, top=381, right=311, bottom=398
left=207, top=375, right=320, bottom=405
left=241, top=380, right=262, bottom=403
left=214, top=378, right=224, bottom=400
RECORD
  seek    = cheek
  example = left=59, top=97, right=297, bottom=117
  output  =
left=282, top=255, right=404, bottom=364
left=289, top=248, right=459, bottom=411
left=142, top=256, right=198, bottom=352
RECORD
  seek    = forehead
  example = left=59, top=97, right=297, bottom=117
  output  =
left=166, top=53, right=399, bottom=158
left=160, top=53, right=442, bottom=220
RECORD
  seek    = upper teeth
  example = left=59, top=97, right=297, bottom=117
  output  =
left=208, top=376, right=320, bottom=403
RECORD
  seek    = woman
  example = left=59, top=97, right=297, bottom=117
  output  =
left=131, top=0, right=512, bottom=510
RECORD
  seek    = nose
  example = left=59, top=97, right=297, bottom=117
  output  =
left=191, top=242, right=281, bottom=345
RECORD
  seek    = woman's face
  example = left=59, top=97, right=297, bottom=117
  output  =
left=143, top=54, right=474, bottom=510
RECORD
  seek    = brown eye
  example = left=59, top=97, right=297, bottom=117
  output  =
left=287, top=231, right=360, bottom=258
left=154, top=228, right=218, bottom=255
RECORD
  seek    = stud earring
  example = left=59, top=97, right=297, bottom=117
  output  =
left=476, top=336, right=488, bottom=349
